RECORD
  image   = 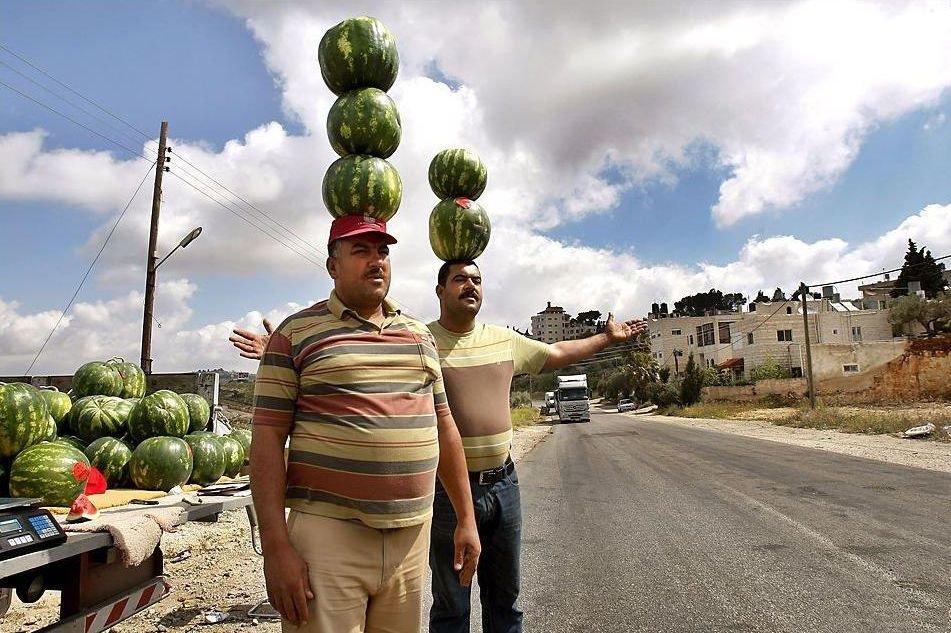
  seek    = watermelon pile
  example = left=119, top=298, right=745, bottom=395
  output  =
left=427, top=148, right=491, bottom=261
left=319, top=16, right=403, bottom=222
left=0, top=359, right=250, bottom=506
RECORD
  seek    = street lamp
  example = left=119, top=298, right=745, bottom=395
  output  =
left=140, top=227, right=203, bottom=374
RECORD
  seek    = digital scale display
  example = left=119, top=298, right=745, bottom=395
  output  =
left=0, top=498, right=67, bottom=560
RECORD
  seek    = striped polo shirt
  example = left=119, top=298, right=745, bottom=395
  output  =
left=253, top=291, right=447, bottom=529
left=427, top=321, right=549, bottom=471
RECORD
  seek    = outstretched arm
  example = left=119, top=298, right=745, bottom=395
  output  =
left=543, top=314, right=648, bottom=370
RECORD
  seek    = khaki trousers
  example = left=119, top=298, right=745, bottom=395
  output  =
left=283, top=511, right=431, bottom=633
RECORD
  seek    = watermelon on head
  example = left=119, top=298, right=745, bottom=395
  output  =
left=0, top=382, right=49, bottom=459
left=185, top=434, right=226, bottom=486
left=327, top=87, right=401, bottom=158
left=72, top=361, right=124, bottom=398
left=85, top=437, right=133, bottom=487
left=129, top=436, right=193, bottom=492
left=127, top=390, right=190, bottom=443
left=69, top=396, right=128, bottom=443
left=318, top=16, right=399, bottom=96
left=217, top=435, right=245, bottom=478
left=429, top=197, right=492, bottom=261
left=39, top=386, right=72, bottom=431
left=180, top=394, right=211, bottom=433
left=10, top=441, right=91, bottom=506
left=322, top=154, right=402, bottom=221
left=106, top=358, right=147, bottom=399
left=428, top=148, right=488, bottom=200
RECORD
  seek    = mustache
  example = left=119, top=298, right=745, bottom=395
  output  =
left=459, top=289, right=479, bottom=299
left=365, top=267, right=387, bottom=279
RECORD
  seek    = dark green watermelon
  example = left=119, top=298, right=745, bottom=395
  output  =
left=318, top=16, right=399, bottom=96
left=327, top=87, right=401, bottom=158
left=106, top=358, right=146, bottom=398
left=85, top=437, right=133, bottom=487
left=72, top=361, right=124, bottom=398
left=69, top=396, right=127, bottom=443
left=40, top=415, right=57, bottom=442
left=129, top=436, right=193, bottom=491
left=322, top=154, right=402, bottom=221
left=184, top=434, right=226, bottom=486
left=53, top=435, right=88, bottom=453
left=0, top=382, right=49, bottom=458
left=180, top=394, right=211, bottom=433
left=428, top=148, right=488, bottom=200
left=38, top=387, right=72, bottom=432
left=228, top=429, right=252, bottom=466
left=217, top=435, right=245, bottom=478
left=127, top=390, right=190, bottom=443
left=9, top=441, right=91, bottom=506
left=428, top=197, right=492, bottom=261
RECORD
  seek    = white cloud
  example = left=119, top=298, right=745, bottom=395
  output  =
left=4, top=203, right=949, bottom=375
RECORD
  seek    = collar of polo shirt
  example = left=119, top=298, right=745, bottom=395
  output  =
left=328, top=290, right=401, bottom=321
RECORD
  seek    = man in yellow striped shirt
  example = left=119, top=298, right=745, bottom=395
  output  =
left=427, top=260, right=647, bottom=633
left=249, top=216, right=480, bottom=633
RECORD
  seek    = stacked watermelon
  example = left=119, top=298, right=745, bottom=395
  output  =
left=319, top=16, right=403, bottom=222
left=427, top=149, right=491, bottom=261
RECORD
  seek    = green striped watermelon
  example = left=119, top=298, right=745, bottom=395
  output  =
left=217, top=435, right=245, bottom=478
left=40, top=415, right=57, bottom=442
left=428, top=148, right=488, bottom=200
left=322, top=154, right=402, bottom=220
left=184, top=434, right=226, bottom=486
left=9, top=441, right=91, bottom=506
left=39, top=387, right=72, bottom=432
left=72, top=361, right=124, bottom=398
left=69, top=396, right=127, bottom=443
left=0, top=382, right=49, bottom=458
left=228, top=429, right=252, bottom=465
left=429, top=197, right=492, bottom=261
left=318, top=16, right=399, bottom=96
left=127, top=390, right=190, bottom=443
left=180, top=394, right=211, bottom=433
left=129, top=436, right=193, bottom=491
left=53, top=435, right=88, bottom=452
left=327, top=87, right=401, bottom=158
left=85, top=437, right=133, bottom=487
left=106, top=358, right=146, bottom=399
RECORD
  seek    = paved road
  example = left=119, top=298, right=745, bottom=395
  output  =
left=513, top=411, right=951, bottom=632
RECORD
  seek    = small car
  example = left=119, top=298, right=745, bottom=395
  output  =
left=617, top=399, right=636, bottom=413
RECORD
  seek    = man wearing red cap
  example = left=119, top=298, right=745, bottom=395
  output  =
left=248, top=216, right=479, bottom=633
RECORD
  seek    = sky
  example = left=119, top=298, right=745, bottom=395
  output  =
left=1, top=0, right=951, bottom=375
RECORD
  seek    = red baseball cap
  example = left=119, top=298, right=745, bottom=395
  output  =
left=328, top=215, right=397, bottom=247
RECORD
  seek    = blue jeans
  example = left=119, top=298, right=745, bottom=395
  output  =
left=430, top=461, right=523, bottom=633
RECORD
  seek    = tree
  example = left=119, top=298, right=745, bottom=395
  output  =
left=888, top=293, right=951, bottom=336
left=673, top=289, right=747, bottom=316
left=753, top=290, right=771, bottom=303
left=891, top=239, right=948, bottom=298
left=771, top=287, right=787, bottom=302
left=748, top=354, right=792, bottom=382
left=575, top=310, right=602, bottom=326
left=679, top=353, right=703, bottom=406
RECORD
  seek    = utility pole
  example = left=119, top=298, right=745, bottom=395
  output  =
left=141, top=121, right=169, bottom=374
left=799, top=282, right=817, bottom=409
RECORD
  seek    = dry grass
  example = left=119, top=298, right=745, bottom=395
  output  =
left=670, top=401, right=786, bottom=420
left=511, top=406, right=542, bottom=430
left=777, top=405, right=951, bottom=438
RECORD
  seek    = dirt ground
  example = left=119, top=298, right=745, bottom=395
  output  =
left=5, top=418, right=948, bottom=632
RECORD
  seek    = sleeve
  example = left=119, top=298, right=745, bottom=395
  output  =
left=251, top=319, right=298, bottom=432
left=510, top=329, right=551, bottom=375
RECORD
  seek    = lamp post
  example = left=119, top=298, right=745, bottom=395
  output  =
left=140, top=227, right=203, bottom=374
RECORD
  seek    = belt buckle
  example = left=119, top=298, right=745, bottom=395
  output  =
left=478, top=466, right=501, bottom=486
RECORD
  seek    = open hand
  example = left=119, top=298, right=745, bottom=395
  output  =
left=603, top=313, right=649, bottom=343
left=229, top=318, right=273, bottom=360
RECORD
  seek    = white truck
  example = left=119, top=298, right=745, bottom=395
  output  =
left=555, top=374, right=590, bottom=423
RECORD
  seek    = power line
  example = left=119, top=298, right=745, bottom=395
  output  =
left=24, top=162, right=157, bottom=374
left=807, top=254, right=950, bottom=289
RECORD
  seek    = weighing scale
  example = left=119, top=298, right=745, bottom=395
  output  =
left=0, top=497, right=67, bottom=561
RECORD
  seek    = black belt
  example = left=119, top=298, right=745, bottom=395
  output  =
left=470, top=457, right=515, bottom=486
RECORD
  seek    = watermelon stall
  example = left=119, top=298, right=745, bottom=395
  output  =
left=0, top=367, right=256, bottom=631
